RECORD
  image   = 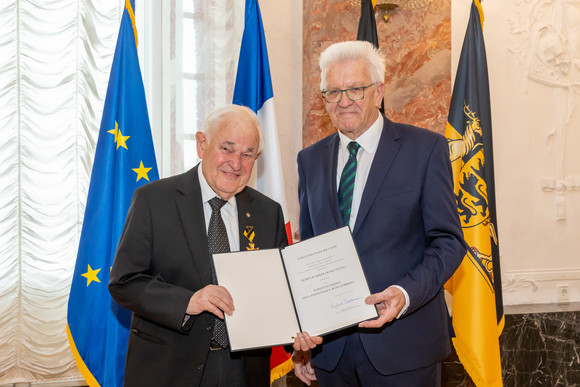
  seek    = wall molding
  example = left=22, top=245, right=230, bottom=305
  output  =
left=502, top=268, right=580, bottom=306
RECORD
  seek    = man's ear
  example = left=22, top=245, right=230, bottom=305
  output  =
left=375, top=82, right=385, bottom=108
left=195, top=131, right=207, bottom=158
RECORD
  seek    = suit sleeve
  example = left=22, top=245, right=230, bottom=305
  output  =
left=108, top=187, right=195, bottom=332
left=297, top=151, right=314, bottom=241
left=274, top=201, right=290, bottom=249
left=395, top=135, right=466, bottom=315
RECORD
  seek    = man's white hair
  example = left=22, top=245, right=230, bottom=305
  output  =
left=202, top=104, right=265, bottom=154
left=319, top=40, right=386, bottom=90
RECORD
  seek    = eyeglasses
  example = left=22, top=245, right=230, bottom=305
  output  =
left=321, top=83, right=376, bottom=103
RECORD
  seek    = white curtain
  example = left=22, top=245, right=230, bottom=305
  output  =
left=0, top=0, right=121, bottom=383
left=0, top=0, right=244, bottom=384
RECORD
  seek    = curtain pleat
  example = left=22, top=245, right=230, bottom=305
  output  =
left=0, top=0, right=121, bottom=384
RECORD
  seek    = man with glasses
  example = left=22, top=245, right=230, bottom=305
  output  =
left=292, top=40, right=465, bottom=386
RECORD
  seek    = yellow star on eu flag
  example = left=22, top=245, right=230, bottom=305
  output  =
left=132, top=161, right=152, bottom=182
left=107, top=121, right=130, bottom=150
left=81, top=264, right=101, bottom=287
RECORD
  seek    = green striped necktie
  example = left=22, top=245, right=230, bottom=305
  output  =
left=337, top=141, right=361, bottom=226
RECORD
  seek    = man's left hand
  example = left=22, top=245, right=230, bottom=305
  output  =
left=292, top=331, right=323, bottom=352
left=358, top=286, right=405, bottom=328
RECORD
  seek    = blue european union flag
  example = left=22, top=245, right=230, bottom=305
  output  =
left=67, top=2, right=158, bottom=386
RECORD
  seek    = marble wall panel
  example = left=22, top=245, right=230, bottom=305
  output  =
left=441, top=305, right=580, bottom=387
left=500, top=310, right=580, bottom=386
left=302, top=0, right=451, bottom=148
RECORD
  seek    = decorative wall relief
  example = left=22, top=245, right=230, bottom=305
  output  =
left=508, top=0, right=580, bottom=221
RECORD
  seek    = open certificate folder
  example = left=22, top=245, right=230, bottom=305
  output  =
left=212, top=226, right=378, bottom=351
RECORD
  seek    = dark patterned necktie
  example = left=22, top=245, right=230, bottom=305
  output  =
left=208, top=197, right=230, bottom=348
left=337, top=141, right=361, bottom=226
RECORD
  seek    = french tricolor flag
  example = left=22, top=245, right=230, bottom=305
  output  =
left=233, top=0, right=292, bottom=245
left=232, top=0, right=294, bottom=381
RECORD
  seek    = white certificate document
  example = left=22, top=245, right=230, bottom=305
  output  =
left=281, top=227, right=378, bottom=336
left=212, top=227, right=377, bottom=351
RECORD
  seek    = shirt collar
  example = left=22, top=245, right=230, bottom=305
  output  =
left=337, top=112, right=383, bottom=156
left=198, top=162, right=237, bottom=209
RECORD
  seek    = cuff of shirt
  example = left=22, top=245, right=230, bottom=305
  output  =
left=390, top=285, right=410, bottom=319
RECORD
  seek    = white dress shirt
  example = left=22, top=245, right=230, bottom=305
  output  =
left=336, top=114, right=383, bottom=230
left=336, top=112, right=409, bottom=318
left=198, top=162, right=240, bottom=251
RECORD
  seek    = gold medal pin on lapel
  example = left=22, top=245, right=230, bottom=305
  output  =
left=244, top=226, right=259, bottom=250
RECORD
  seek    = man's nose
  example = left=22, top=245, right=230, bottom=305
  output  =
left=228, top=153, right=242, bottom=169
left=338, top=92, right=353, bottom=107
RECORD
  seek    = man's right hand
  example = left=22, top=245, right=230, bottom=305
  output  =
left=186, top=285, right=234, bottom=319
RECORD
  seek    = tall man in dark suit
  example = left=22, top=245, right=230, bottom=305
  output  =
left=109, top=104, right=288, bottom=387
left=292, top=41, right=466, bottom=386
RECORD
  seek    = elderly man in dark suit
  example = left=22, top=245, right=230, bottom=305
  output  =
left=292, top=40, right=466, bottom=386
left=109, top=104, right=288, bottom=387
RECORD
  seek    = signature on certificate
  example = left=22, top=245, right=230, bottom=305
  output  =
left=331, top=296, right=363, bottom=309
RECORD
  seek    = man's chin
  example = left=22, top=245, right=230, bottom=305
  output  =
left=335, top=118, right=360, bottom=130
left=215, top=182, right=246, bottom=198
left=337, top=125, right=361, bottom=136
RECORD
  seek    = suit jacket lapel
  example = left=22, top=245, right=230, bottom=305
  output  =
left=353, top=117, right=400, bottom=236
left=175, top=165, right=212, bottom=285
left=236, top=188, right=254, bottom=252
left=325, top=133, right=344, bottom=228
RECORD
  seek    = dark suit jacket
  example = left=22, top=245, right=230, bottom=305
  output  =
left=109, top=165, right=288, bottom=386
left=297, top=116, right=465, bottom=375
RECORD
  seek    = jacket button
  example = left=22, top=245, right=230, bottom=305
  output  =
left=206, top=324, right=213, bottom=331
left=197, top=363, right=204, bottom=370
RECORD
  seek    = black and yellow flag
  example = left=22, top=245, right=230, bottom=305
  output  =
left=356, top=0, right=384, bottom=113
left=445, top=1, right=503, bottom=386
left=356, top=0, right=378, bottom=48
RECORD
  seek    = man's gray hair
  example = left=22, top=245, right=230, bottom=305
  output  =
left=319, top=40, right=386, bottom=90
left=202, top=104, right=265, bottom=154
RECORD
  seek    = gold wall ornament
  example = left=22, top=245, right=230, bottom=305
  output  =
left=351, top=0, right=434, bottom=8
left=391, top=0, right=434, bottom=9
left=375, top=0, right=434, bottom=23
left=376, top=3, right=399, bottom=23
left=350, top=0, right=432, bottom=9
